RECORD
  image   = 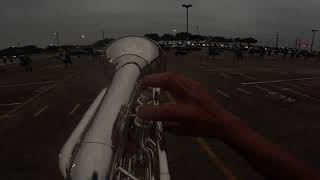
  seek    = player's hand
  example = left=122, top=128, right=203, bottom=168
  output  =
left=137, top=72, right=242, bottom=137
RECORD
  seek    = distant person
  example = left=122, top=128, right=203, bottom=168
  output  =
left=92, top=48, right=97, bottom=62
left=249, top=48, right=254, bottom=55
left=208, top=46, right=216, bottom=59
left=9, top=56, right=14, bottom=63
left=267, top=49, right=272, bottom=56
left=282, top=50, right=287, bottom=59
left=303, top=52, right=311, bottom=63
left=259, top=48, right=265, bottom=60
left=282, top=53, right=286, bottom=59
left=64, top=48, right=72, bottom=69
left=235, top=48, right=243, bottom=61
left=19, top=55, right=32, bottom=72
left=137, top=72, right=320, bottom=180
left=2, top=56, right=7, bottom=64
left=56, top=48, right=65, bottom=63
left=290, top=51, right=295, bottom=59
left=92, top=48, right=96, bottom=57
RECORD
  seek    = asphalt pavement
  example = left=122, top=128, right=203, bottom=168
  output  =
left=166, top=50, right=320, bottom=180
left=0, top=55, right=114, bottom=180
left=1, top=50, right=320, bottom=180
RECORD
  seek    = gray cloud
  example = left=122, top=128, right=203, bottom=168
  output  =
left=1, top=0, right=320, bottom=49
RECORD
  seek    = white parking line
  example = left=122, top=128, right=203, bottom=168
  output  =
left=297, top=82, right=314, bottom=87
left=268, top=83, right=283, bottom=90
left=255, top=86, right=271, bottom=92
left=237, top=88, right=252, bottom=95
left=2, top=75, right=72, bottom=117
left=0, top=103, right=22, bottom=107
left=0, top=80, right=59, bottom=88
left=255, top=86, right=297, bottom=102
left=41, top=65, right=64, bottom=70
left=281, top=88, right=320, bottom=102
left=237, top=73, right=257, bottom=80
left=0, top=75, right=73, bottom=88
left=0, top=114, right=16, bottom=119
left=69, top=104, right=80, bottom=115
left=33, top=105, right=48, bottom=117
left=242, top=76, right=320, bottom=85
left=286, top=83, right=302, bottom=89
left=255, top=85, right=278, bottom=95
left=219, top=73, right=232, bottom=79
left=216, top=89, right=231, bottom=99
left=4, top=83, right=58, bottom=116
left=206, top=68, right=239, bottom=72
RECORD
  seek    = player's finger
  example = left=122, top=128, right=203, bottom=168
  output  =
left=137, top=103, right=197, bottom=122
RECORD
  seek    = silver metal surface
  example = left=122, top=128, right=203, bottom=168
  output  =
left=59, top=36, right=170, bottom=180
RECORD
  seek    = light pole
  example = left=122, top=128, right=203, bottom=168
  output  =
left=54, top=32, right=60, bottom=46
left=173, top=29, right=177, bottom=39
left=101, top=30, right=105, bottom=40
left=275, top=33, right=279, bottom=48
left=311, top=29, right=319, bottom=52
left=182, top=4, right=192, bottom=39
left=196, top=25, right=199, bottom=35
left=81, top=34, right=86, bottom=45
left=295, top=38, right=298, bottom=49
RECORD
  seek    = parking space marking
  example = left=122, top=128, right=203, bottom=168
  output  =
left=0, top=75, right=73, bottom=88
left=267, top=82, right=320, bottom=102
left=196, top=138, right=238, bottom=180
left=298, top=82, right=314, bottom=86
left=237, top=72, right=257, bottom=80
left=268, top=83, right=283, bottom=89
left=69, top=104, right=80, bottom=115
left=255, top=85, right=297, bottom=102
left=0, top=80, right=59, bottom=88
left=0, top=103, right=22, bottom=107
left=255, top=86, right=276, bottom=94
left=219, top=73, right=232, bottom=79
left=33, top=105, right=48, bottom=117
left=206, top=68, right=239, bottom=72
left=41, top=65, right=64, bottom=70
left=216, top=89, right=231, bottom=99
left=2, top=75, right=73, bottom=117
left=0, top=114, right=16, bottom=119
left=286, top=83, right=302, bottom=89
left=63, top=75, right=74, bottom=81
left=255, top=85, right=279, bottom=95
left=281, top=88, right=320, bottom=102
left=237, top=88, right=252, bottom=95
left=242, top=76, right=320, bottom=85
left=255, top=86, right=269, bottom=92
left=167, top=93, right=237, bottom=180
left=4, top=83, right=58, bottom=116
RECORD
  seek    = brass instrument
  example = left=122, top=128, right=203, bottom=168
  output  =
left=59, top=36, right=170, bottom=180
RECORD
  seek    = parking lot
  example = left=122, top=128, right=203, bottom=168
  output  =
left=1, top=50, right=320, bottom=180
left=0, top=55, right=114, bottom=179
left=166, top=50, right=320, bottom=179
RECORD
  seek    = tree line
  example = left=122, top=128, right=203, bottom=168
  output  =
left=0, top=34, right=258, bottom=57
left=0, top=38, right=115, bottom=57
left=144, top=32, right=258, bottom=45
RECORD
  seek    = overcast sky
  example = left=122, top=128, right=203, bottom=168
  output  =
left=1, top=0, right=320, bottom=49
